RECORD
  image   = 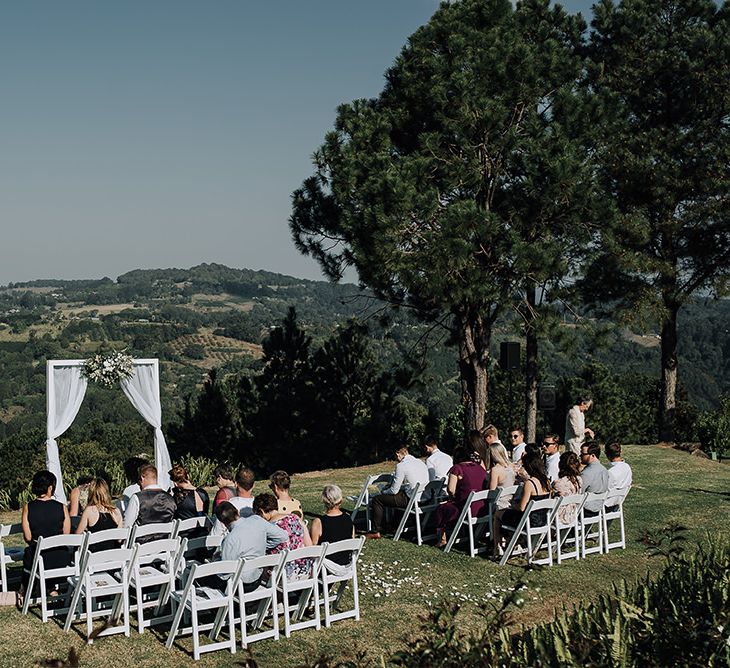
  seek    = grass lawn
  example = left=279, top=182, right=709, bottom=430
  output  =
left=0, top=444, right=728, bottom=667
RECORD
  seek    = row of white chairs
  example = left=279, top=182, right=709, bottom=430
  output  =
left=347, top=473, right=630, bottom=566
left=17, top=525, right=365, bottom=660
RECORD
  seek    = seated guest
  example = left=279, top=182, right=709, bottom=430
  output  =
left=606, top=442, right=633, bottom=491
left=212, top=463, right=236, bottom=507
left=169, top=464, right=210, bottom=520
left=211, top=466, right=257, bottom=536
left=19, top=470, right=71, bottom=603
left=423, top=435, right=453, bottom=482
left=487, top=441, right=516, bottom=494
left=366, top=445, right=429, bottom=539
left=68, top=475, right=94, bottom=518
left=269, top=470, right=303, bottom=519
left=467, top=429, right=489, bottom=470
left=254, top=492, right=312, bottom=581
left=580, top=441, right=610, bottom=514
left=215, top=501, right=288, bottom=592
left=310, top=485, right=355, bottom=565
left=493, top=456, right=551, bottom=554
left=75, top=478, right=123, bottom=551
left=433, top=445, right=487, bottom=548
left=123, top=464, right=176, bottom=541
left=542, top=434, right=561, bottom=483
left=515, top=443, right=542, bottom=481
left=552, top=452, right=583, bottom=526
left=509, top=427, right=527, bottom=464
left=120, top=455, right=149, bottom=509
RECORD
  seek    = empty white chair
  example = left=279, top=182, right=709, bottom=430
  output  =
left=127, top=520, right=177, bottom=547
left=348, top=473, right=392, bottom=532
left=166, top=559, right=244, bottom=660
left=128, top=537, right=182, bottom=633
left=580, top=491, right=607, bottom=558
left=63, top=545, right=138, bottom=643
left=602, top=487, right=630, bottom=553
left=0, top=523, right=23, bottom=593
left=320, top=537, right=365, bottom=627
left=443, top=488, right=501, bottom=557
left=211, top=551, right=287, bottom=648
left=278, top=544, right=328, bottom=637
left=554, top=493, right=587, bottom=564
left=393, top=479, right=445, bottom=545
left=499, top=497, right=562, bottom=567
left=22, top=533, right=88, bottom=621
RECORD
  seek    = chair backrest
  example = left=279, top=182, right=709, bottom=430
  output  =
left=524, top=497, right=562, bottom=529
left=83, top=546, right=137, bottom=575
left=282, top=544, right=327, bottom=578
left=37, top=533, right=86, bottom=554
left=86, top=527, right=129, bottom=548
left=323, top=537, right=364, bottom=564
left=583, top=491, right=607, bottom=515
left=174, top=516, right=211, bottom=537
left=419, top=479, right=445, bottom=505
left=241, top=551, right=287, bottom=586
left=555, top=493, right=587, bottom=525
left=604, top=486, right=630, bottom=509
left=371, top=473, right=393, bottom=488
left=129, top=521, right=177, bottom=545
left=0, top=524, right=20, bottom=539
left=135, top=537, right=180, bottom=564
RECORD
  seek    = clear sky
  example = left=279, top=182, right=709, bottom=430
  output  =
left=0, top=0, right=593, bottom=286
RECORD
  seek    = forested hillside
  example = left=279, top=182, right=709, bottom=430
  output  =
left=0, top=263, right=727, bottom=502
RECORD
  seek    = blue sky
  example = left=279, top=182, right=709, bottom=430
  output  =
left=0, top=0, right=593, bottom=286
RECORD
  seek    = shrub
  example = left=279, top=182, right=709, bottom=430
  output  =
left=694, top=395, right=730, bottom=459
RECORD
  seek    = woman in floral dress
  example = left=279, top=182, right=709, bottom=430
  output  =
left=253, top=492, right=312, bottom=580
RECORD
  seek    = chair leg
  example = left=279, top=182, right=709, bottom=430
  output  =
left=165, top=598, right=185, bottom=650
left=191, top=605, right=200, bottom=661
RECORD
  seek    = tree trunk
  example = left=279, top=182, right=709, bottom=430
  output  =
left=659, top=301, right=679, bottom=442
left=457, top=312, right=491, bottom=437
left=524, top=287, right=538, bottom=442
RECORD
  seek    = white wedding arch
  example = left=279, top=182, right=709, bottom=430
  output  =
left=45, top=358, right=173, bottom=504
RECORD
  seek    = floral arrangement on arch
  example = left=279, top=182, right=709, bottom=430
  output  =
left=82, top=350, right=135, bottom=388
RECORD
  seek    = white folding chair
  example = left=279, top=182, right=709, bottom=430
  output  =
left=128, top=537, right=183, bottom=633
left=63, top=545, right=139, bottom=643
left=127, top=520, right=177, bottom=546
left=166, top=559, right=244, bottom=660
left=499, top=497, right=562, bottom=567
left=0, top=523, right=23, bottom=593
left=393, top=480, right=445, bottom=545
left=211, top=551, right=287, bottom=648
left=580, top=492, right=607, bottom=558
left=348, top=473, right=392, bottom=532
left=554, top=493, right=587, bottom=564
left=602, top=487, right=630, bottom=553
left=443, top=488, right=501, bottom=557
left=173, top=516, right=211, bottom=539
left=320, top=537, right=365, bottom=627
left=22, top=533, right=88, bottom=621
left=278, top=544, right=328, bottom=637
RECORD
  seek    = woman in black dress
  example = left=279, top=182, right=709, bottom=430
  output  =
left=20, top=470, right=71, bottom=601
left=169, top=464, right=209, bottom=538
left=310, top=484, right=355, bottom=566
left=75, top=478, right=123, bottom=551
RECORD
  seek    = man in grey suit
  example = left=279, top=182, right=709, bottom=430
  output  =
left=580, top=441, right=609, bottom=514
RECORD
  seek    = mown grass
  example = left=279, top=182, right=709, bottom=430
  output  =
left=0, top=444, right=728, bottom=668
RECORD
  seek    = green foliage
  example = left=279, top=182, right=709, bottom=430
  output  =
left=177, top=454, right=217, bottom=488
left=694, top=395, right=730, bottom=458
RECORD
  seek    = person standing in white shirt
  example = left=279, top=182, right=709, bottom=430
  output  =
left=565, top=397, right=595, bottom=455
left=366, top=446, right=428, bottom=539
left=424, top=436, right=453, bottom=482
left=605, top=442, right=633, bottom=490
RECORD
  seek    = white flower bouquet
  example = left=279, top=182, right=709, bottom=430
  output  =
left=82, top=350, right=134, bottom=387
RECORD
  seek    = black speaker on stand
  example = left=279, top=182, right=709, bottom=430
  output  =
left=500, top=342, right=520, bottom=429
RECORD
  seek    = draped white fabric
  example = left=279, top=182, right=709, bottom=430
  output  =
left=121, top=362, right=172, bottom=491
left=46, top=364, right=88, bottom=504
left=45, top=358, right=172, bottom=503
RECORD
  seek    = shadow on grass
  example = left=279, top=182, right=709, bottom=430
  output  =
left=692, top=488, right=730, bottom=500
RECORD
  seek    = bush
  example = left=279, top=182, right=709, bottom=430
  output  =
left=694, top=395, right=730, bottom=459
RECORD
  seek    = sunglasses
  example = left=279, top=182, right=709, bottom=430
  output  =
left=510, top=434, right=520, bottom=439
left=542, top=442, right=556, bottom=447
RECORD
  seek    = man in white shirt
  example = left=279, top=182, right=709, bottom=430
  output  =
left=565, top=396, right=595, bottom=455
left=366, top=446, right=429, bottom=539
left=605, top=442, right=633, bottom=490
left=424, top=435, right=453, bottom=482
left=211, top=467, right=256, bottom=536
left=542, top=434, right=561, bottom=482
left=509, top=427, right=527, bottom=463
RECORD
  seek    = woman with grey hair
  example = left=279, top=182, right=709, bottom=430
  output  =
left=310, top=484, right=355, bottom=565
